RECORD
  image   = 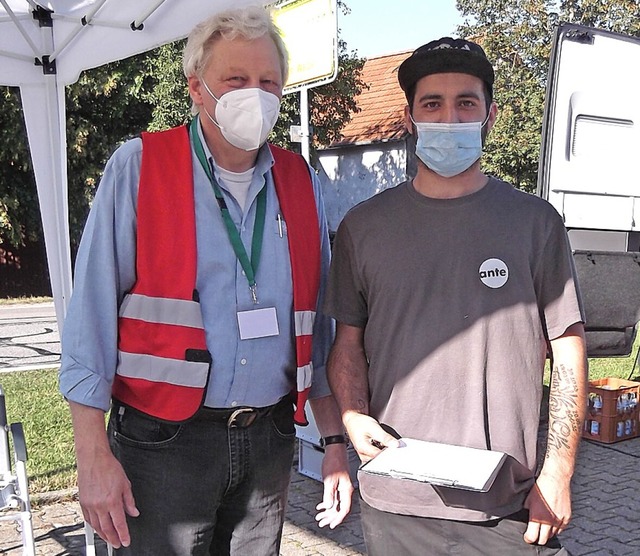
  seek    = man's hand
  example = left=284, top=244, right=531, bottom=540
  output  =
left=523, top=472, right=571, bottom=545
left=77, top=448, right=140, bottom=548
left=315, top=444, right=354, bottom=528
left=523, top=323, right=586, bottom=545
left=343, top=411, right=400, bottom=462
left=69, top=401, right=139, bottom=548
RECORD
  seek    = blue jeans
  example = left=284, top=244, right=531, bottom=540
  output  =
left=108, top=398, right=296, bottom=556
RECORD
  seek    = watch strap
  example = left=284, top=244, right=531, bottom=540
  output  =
left=320, top=434, right=346, bottom=447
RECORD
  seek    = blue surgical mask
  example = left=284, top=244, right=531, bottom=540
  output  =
left=411, top=114, right=490, bottom=178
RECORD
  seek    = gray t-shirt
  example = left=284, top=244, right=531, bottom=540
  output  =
left=325, top=178, right=584, bottom=521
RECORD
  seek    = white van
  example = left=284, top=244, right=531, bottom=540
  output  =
left=538, top=23, right=640, bottom=357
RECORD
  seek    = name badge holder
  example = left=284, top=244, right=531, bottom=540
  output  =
left=190, top=118, right=280, bottom=339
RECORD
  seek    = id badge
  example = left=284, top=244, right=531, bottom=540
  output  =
left=237, top=307, right=279, bottom=340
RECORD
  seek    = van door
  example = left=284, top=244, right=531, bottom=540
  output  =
left=538, top=23, right=640, bottom=357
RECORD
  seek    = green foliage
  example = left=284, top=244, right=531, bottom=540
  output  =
left=143, top=40, right=192, bottom=131
left=559, top=0, right=640, bottom=34
left=65, top=55, right=155, bottom=248
left=310, top=39, right=367, bottom=151
left=0, top=55, right=154, bottom=252
left=456, top=0, right=640, bottom=192
left=0, top=87, right=40, bottom=247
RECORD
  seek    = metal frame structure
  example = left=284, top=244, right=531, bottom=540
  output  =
left=0, top=385, right=34, bottom=556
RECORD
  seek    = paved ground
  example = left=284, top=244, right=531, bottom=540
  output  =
left=0, top=302, right=60, bottom=372
left=0, top=303, right=639, bottom=554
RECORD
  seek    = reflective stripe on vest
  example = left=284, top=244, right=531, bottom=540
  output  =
left=294, top=310, right=316, bottom=337
left=297, top=362, right=313, bottom=391
left=117, top=351, right=209, bottom=387
left=119, top=293, right=204, bottom=329
left=294, top=310, right=314, bottom=390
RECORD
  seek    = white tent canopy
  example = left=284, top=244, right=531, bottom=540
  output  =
left=0, top=0, right=268, bottom=330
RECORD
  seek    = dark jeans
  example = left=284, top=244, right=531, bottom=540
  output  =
left=361, top=497, right=571, bottom=556
left=108, top=398, right=296, bottom=556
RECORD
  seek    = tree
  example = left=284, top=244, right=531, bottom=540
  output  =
left=65, top=56, right=155, bottom=247
left=456, top=0, right=640, bottom=192
left=143, top=41, right=191, bottom=132
left=0, top=87, right=38, bottom=248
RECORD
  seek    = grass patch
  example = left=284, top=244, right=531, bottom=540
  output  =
left=0, top=369, right=76, bottom=494
left=588, top=349, right=639, bottom=381
left=0, top=296, right=53, bottom=306
left=545, top=334, right=640, bottom=385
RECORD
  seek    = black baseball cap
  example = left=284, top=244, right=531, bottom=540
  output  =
left=398, top=37, right=494, bottom=95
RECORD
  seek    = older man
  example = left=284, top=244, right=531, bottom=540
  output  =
left=60, top=6, right=352, bottom=555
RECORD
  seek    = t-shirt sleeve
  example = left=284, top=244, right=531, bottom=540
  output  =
left=535, top=210, right=585, bottom=340
left=323, top=218, right=368, bottom=328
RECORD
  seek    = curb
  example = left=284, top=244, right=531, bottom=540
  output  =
left=31, top=487, right=78, bottom=508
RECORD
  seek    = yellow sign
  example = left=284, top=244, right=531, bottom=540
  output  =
left=272, top=0, right=338, bottom=93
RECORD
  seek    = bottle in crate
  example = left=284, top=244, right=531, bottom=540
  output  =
left=624, top=419, right=633, bottom=436
left=588, top=393, right=602, bottom=415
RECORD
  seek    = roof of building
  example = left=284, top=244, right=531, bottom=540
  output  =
left=331, top=50, right=411, bottom=148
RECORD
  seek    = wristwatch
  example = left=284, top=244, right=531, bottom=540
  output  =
left=319, top=434, right=347, bottom=447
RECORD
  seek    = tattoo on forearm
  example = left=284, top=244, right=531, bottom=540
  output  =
left=546, top=363, right=581, bottom=458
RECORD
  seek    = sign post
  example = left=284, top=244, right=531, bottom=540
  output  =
left=272, top=0, right=338, bottom=161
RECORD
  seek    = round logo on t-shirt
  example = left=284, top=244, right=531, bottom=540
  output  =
left=479, top=258, right=509, bottom=289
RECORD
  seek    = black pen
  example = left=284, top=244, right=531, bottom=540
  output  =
left=370, top=438, right=386, bottom=450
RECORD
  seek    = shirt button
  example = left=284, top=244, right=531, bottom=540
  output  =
left=241, top=270, right=246, bottom=276
left=231, top=401, right=238, bottom=407
left=240, top=358, right=247, bottom=365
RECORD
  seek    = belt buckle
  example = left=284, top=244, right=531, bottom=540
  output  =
left=227, top=408, right=257, bottom=428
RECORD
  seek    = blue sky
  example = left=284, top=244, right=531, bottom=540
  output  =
left=338, top=0, right=463, bottom=58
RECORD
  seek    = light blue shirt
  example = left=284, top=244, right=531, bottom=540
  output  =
left=59, top=123, right=333, bottom=412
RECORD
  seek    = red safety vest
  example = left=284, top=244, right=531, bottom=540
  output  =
left=112, top=125, right=320, bottom=425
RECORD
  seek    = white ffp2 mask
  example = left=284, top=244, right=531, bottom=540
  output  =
left=202, top=82, right=281, bottom=151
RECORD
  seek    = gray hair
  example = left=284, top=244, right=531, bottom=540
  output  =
left=183, top=5, right=289, bottom=103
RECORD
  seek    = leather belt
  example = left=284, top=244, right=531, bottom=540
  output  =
left=197, top=396, right=290, bottom=429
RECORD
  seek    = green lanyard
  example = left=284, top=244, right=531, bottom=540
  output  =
left=189, top=118, right=267, bottom=304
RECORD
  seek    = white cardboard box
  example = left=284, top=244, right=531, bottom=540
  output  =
left=295, top=405, right=322, bottom=444
left=298, top=439, right=325, bottom=482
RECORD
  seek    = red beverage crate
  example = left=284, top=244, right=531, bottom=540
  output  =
left=583, top=378, right=640, bottom=443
